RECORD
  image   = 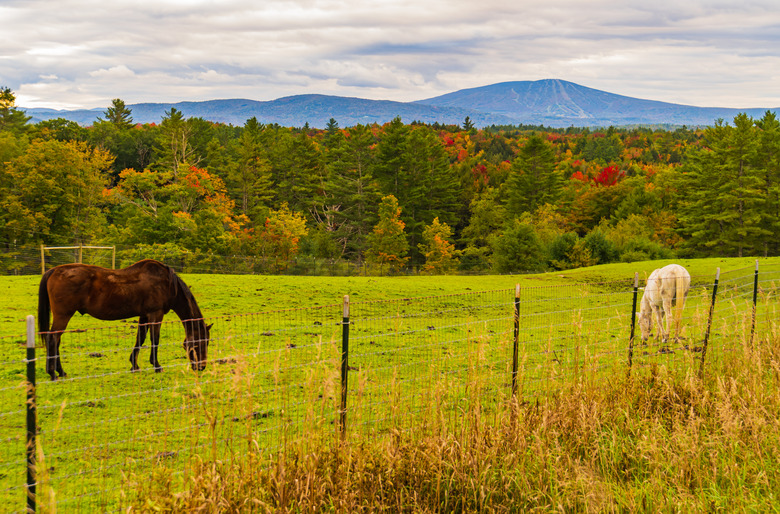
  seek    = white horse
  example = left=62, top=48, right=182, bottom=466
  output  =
left=639, top=264, right=691, bottom=345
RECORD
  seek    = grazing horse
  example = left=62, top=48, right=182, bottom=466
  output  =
left=38, top=259, right=211, bottom=380
left=639, top=263, right=691, bottom=345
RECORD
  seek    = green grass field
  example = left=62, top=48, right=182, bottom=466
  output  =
left=0, top=256, right=771, bottom=335
left=1, top=256, right=779, bottom=511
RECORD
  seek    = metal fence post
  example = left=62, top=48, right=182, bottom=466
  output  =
left=25, top=315, right=36, bottom=513
left=511, top=284, right=520, bottom=397
left=339, top=295, right=350, bottom=438
left=749, top=260, right=759, bottom=347
left=699, top=268, right=720, bottom=378
left=627, top=272, right=639, bottom=376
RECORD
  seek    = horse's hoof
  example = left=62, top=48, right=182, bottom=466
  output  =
left=154, top=367, right=163, bottom=373
left=130, top=367, right=140, bottom=372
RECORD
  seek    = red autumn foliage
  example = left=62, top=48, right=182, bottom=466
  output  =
left=571, top=171, right=587, bottom=182
left=593, top=165, right=624, bottom=186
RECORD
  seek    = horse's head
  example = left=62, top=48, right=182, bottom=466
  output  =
left=184, top=321, right=212, bottom=371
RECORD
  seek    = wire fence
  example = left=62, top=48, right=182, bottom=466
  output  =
left=1, top=262, right=780, bottom=511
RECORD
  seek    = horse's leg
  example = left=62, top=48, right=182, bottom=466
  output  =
left=130, top=315, right=149, bottom=371
left=44, top=331, right=59, bottom=381
left=652, top=306, right=665, bottom=344
left=662, top=298, right=673, bottom=344
left=47, top=314, right=72, bottom=380
left=148, top=311, right=164, bottom=372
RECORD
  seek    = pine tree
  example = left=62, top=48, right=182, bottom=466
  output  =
left=322, top=124, right=381, bottom=258
left=678, top=114, right=762, bottom=256
left=503, top=133, right=560, bottom=216
left=97, top=98, right=134, bottom=129
left=157, top=108, right=197, bottom=179
left=0, top=87, right=31, bottom=135
left=373, top=117, right=408, bottom=197
left=392, top=125, right=459, bottom=264
left=755, top=111, right=780, bottom=256
left=272, top=131, right=323, bottom=215
left=226, top=118, right=273, bottom=224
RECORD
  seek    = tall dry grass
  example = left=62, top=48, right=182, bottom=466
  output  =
left=124, top=329, right=780, bottom=513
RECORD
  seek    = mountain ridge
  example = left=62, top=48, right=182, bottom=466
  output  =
left=20, top=79, right=779, bottom=129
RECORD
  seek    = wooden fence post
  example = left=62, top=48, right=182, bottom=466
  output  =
left=699, top=268, right=720, bottom=378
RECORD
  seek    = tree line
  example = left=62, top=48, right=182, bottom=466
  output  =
left=2, top=87, right=779, bottom=274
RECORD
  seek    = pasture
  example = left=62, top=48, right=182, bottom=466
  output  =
left=1, top=256, right=779, bottom=511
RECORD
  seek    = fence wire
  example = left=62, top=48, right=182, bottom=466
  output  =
left=1, top=264, right=779, bottom=511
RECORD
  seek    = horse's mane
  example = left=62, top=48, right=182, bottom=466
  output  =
left=168, top=266, right=204, bottom=321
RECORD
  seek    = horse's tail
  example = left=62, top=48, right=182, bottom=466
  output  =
left=38, top=270, right=52, bottom=343
left=674, top=269, right=688, bottom=335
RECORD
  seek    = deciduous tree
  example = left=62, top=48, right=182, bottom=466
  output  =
left=260, top=203, right=309, bottom=271
left=419, top=217, right=457, bottom=274
left=365, top=195, right=409, bottom=273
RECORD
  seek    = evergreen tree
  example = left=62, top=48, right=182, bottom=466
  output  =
left=0, top=87, right=31, bottom=135
left=678, top=115, right=763, bottom=256
left=755, top=111, right=780, bottom=256
left=322, top=124, right=381, bottom=258
left=503, top=133, right=560, bottom=216
left=157, top=108, right=195, bottom=178
left=372, top=117, right=408, bottom=196
left=323, top=118, right=340, bottom=149
left=272, top=130, right=323, bottom=215
left=393, top=125, right=460, bottom=264
left=97, top=98, right=134, bottom=129
left=226, top=118, right=273, bottom=224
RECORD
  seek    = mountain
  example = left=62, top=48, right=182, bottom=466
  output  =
left=21, top=94, right=515, bottom=128
left=416, top=79, right=778, bottom=127
left=20, top=79, right=779, bottom=129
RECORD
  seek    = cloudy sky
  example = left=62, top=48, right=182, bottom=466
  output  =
left=3, top=0, right=779, bottom=110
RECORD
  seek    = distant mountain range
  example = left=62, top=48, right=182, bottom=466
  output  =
left=20, top=79, right=779, bottom=129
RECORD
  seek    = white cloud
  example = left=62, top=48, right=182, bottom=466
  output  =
left=2, top=0, right=779, bottom=110
left=89, top=65, right=136, bottom=79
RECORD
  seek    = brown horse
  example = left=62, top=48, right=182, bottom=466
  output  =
left=38, top=259, right=211, bottom=380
